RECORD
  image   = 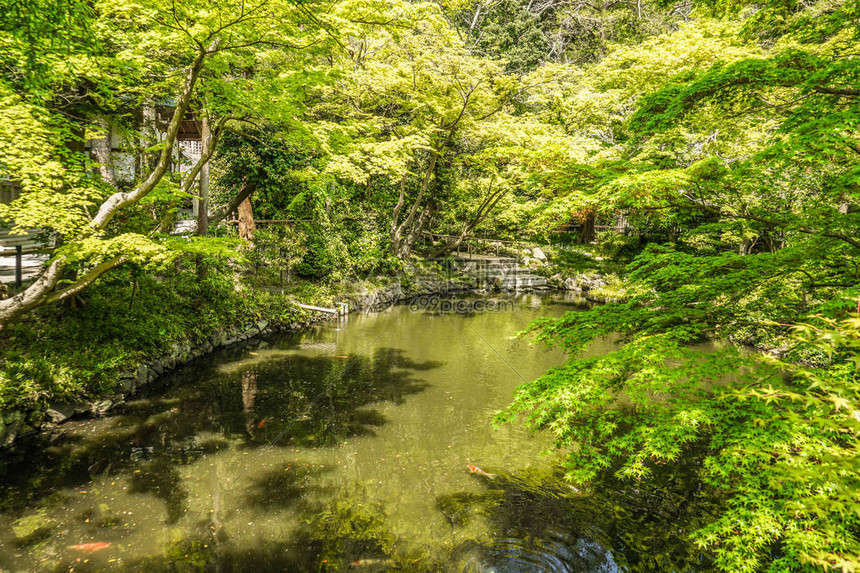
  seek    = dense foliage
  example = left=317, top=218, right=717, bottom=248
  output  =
left=1, top=0, right=858, bottom=569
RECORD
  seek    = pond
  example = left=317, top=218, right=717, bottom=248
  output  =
left=0, top=293, right=713, bottom=572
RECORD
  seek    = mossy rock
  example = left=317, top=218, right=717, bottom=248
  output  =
left=12, top=510, right=53, bottom=547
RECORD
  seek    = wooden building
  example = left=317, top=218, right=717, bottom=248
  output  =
left=0, top=180, right=21, bottom=206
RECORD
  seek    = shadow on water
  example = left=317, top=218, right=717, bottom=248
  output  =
left=0, top=340, right=439, bottom=519
left=97, top=461, right=720, bottom=573
left=108, top=482, right=401, bottom=573
left=242, top=462, right=336, bottom=511
left=220, top=346, right=440, bottom=448
left=127, top=456, right=189, bottom=525
left=443, top=458, right=721, bottom=573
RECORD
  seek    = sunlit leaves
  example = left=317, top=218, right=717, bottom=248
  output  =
left=503, top=298, right=860, bottom=570
left=0, top=85, right=64, bottom=189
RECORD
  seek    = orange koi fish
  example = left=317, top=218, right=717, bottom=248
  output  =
left=332, top=355, right=349, bottom=359
left=69, top=542, right=111, bottom=551
left=257, top=418, right=267, bottom=429
left=466, top=464, right=497, bottom=479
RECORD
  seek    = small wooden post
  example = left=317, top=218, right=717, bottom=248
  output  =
left=15, top=244, right=22, bottom=288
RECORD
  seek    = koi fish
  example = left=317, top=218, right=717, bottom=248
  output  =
left=466, top=464, right=497, bottom=479
left=257, top=418, right=267, bottom=429
left=69, top=542, right=111, bottom=551
left=332, top=355, right=349, bottom=359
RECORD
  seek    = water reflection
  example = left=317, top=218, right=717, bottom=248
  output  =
left=242, top=370, right=258, bottom=437
left=445, top=461, right=716, bottom=572
left=212, top=347, right=438, bottom=447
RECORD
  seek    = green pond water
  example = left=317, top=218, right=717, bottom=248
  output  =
left=0, top=294, right=714, bottom=572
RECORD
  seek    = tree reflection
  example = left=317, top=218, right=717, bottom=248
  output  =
left=241, top=369, right=259, bottom=437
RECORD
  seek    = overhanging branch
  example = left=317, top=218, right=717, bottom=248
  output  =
left=45, top=257, right=128, bottom=305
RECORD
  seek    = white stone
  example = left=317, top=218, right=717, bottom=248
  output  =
left=46, top=408, right=69, bottom=424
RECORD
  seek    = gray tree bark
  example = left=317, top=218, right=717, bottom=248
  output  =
left=90, top=117, right=115, bottom=185
left=198, top=115, right=211, bottom=235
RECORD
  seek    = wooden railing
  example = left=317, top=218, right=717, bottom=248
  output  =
left=554, top=222, right=634, bottom=235
left=221, top=219, right=313, bottom=225
left=0, top=227, right=53, bottom=288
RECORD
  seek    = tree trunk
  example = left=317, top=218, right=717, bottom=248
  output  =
left=141, top=102, right=158, bottom=172
left=197, top=116, right=211, bottom=235
left=393, top=203, right=433, bottom=258
left=391, top=151, right=438, bottom=258
left=397, top=200, right=434, bottom=258
left=208, top=179, right=255, bottom=227
left=237, top=197, right=256, bottom=241
left=432, top=183, right=506, bottom=258
left=432, top=229, right=468, bottom=259
left=579, top=212, right=596, bottom=244
left=90, top=118, right=115, bottom=185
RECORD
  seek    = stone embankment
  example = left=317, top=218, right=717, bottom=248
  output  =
left=1, top=317, right=308, bottom=448
left=0, top=276, right=461, bottom=449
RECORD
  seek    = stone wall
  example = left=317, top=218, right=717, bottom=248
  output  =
left=0, top=315, right=332, bottom=448
left=0, top=277, right=471, bottom=449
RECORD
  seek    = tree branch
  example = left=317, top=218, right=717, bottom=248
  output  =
left=814, top=86, right=860, bottom=97
left=179, top=115, right=230, bottom=197
left=391, top=173, right=407, bottom=237
left=208, top=179, right=257, bottom=226
left=671, top=201, right=860, bottom=250
left=397, top=149, right=438, bottom=235
left=45, top=257, right=128, bottom=304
